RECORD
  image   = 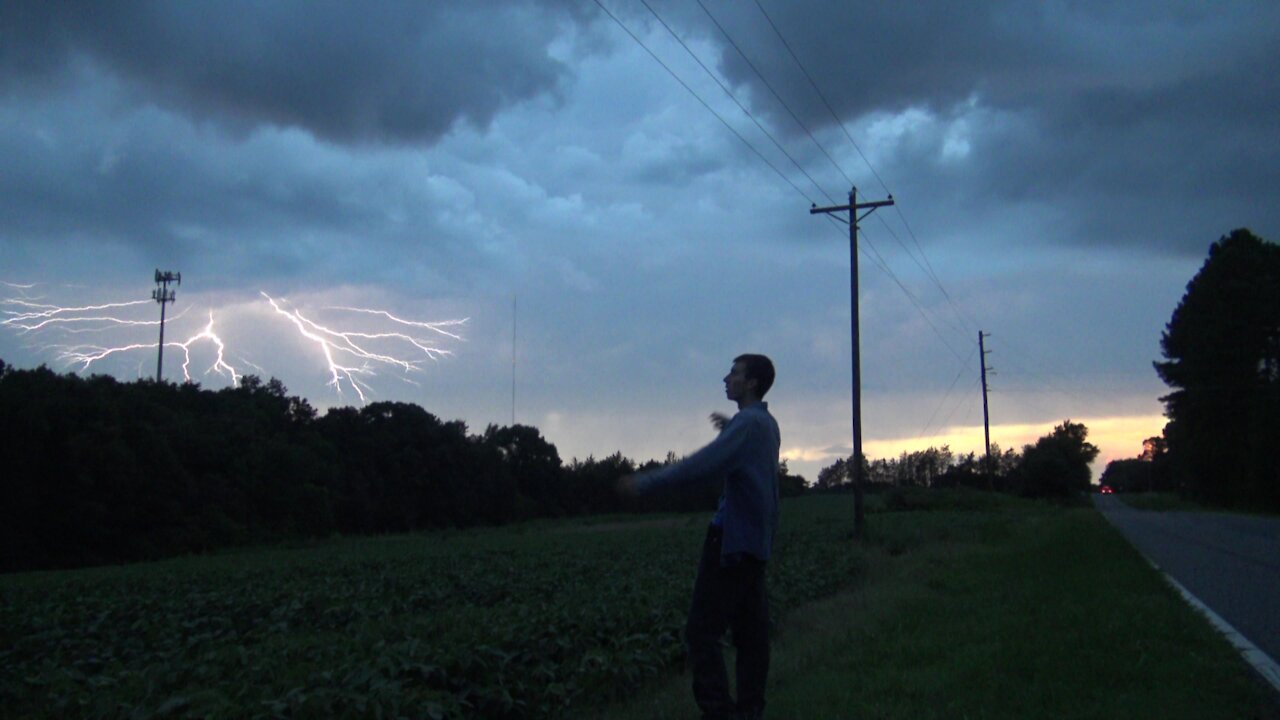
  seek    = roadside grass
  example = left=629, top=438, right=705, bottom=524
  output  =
left=593, top=498, right=1277, bottom=719
left=1118, top=492, right=1212, bottom=512
left=1118, top=491, right=1280, bottom=517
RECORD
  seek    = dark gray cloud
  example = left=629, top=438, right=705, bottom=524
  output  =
left=0, top=0, right=1274, bottom=481
left=698, top=1, right=1277, bottom=130
left=1, top=0, right=585, bottom=145
left=673, top=0, right=1280, bottom=254
left=0, top=85, right=497, bottom=293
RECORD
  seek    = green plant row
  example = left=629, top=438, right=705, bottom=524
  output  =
left=1, top=495, right=872, bottom=719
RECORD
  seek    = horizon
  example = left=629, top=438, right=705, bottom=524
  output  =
left=3, top=1, right=1275, bottom=484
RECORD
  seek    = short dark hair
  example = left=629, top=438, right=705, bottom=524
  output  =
left=734, top=353, right=775, bottom=397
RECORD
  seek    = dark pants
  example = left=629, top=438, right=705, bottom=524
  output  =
left=686, top=525, right=770, bottom=719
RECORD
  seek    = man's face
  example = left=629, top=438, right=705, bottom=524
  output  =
left=724, top=361, right=754, bottom=402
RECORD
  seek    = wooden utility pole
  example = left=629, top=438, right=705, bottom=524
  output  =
left=980, top=330, right=993, bottom=489
left=810, top=187, right=894, bottom=538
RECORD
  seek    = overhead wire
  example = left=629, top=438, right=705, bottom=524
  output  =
left=694, top=0, right=852, bottom=189
left=990, top=343, right=1093, bottom=407
left=859, top=226, right=966, bottom=362
left=602, top=0, right=952, bottom=341
left=638, top=0, right=836, bottom=204
left=936, top=376, right=983, bottom=438
left=750, top=0, right=979, bottom=338
left=596, top=0, right=981, bottom=441
left=749, top=0, right=886, bottom=191
left=863, top=214, right=971, bottom=338
left=590, top=0, right=821, bottom=206
left=918, top=342, right=978, bottom=439
left=693, top=0, right=971, bottom=342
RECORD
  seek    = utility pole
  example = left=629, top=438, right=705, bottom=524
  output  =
left=152, top=269, right=180, bottom=381
left=979, top=330, right=993, bottom=490
left=811, top=186, right=894, bottom=538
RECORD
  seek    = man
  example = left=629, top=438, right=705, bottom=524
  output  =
left=618, top=354, right=781, bottom=720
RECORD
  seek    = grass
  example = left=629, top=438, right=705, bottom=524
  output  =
left=593, top=495, right=1278, bottom=719
left=1117, top=491, right=1212, bottom=512
left=1117, top=491, right=1280, bottom=516
left=2, top=490, right=1275, bottom=719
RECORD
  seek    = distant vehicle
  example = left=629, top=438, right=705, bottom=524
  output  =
left=1099, top=485, right=1114, bottom=494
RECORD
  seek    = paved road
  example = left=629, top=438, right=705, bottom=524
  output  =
left=1093, top=494, right=1280, bottom=664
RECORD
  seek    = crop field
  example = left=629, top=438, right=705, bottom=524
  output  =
left=1, top=495, right=876, bottom=719
left=6, top=491, right=1274, bottom=719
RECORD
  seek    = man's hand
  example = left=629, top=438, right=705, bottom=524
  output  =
left=709, top=412, right=730, bottom=431
left=616, top=474, right=642, bottom=498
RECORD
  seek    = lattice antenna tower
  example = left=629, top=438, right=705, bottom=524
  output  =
left=152, top=269, right=181, bottom=381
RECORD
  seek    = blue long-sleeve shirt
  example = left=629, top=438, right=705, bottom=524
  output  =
left=635, top=401, right=781, bottom=563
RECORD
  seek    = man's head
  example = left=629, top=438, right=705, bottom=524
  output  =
left=725, top=353, right=775, bottom=405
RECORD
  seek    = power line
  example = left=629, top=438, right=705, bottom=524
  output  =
left=696, top=0, right=973, bottom=340
left=708, top=0, right=954, bottom=322
left=591, top=0, right=820, bottom=206
left=993, top=341, right=1093, bottom=404
left=695, top=0, right=852, bottom=189
left=867, top=214, right=971, bottom=338
left=891, top=207, right=963, bottom=327
left=936, top=376, right=983, bottom=437
left=638, top=0, right=835, bottom=204
left=918, top=342, right=978, bottom=439
left=598, top=0, right=1007, bottom=471
left=751, top=0, right=978, bottom=338
left=860, top=227, right=966, bottom=363
left=750, top=0, right=887, bottom=192
left=596, top=0, right=950, bottom=348
left=597, top=0, right=969, bottom=381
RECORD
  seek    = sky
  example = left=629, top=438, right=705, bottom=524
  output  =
left=2, top=0, right=1277, bottom=483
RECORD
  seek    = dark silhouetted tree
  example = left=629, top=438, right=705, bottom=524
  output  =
left=482, top=424, right=564, bottom=516
left=778, top=460, right=808, bottom=497
left=1099, top=459, right=1150, bottom=493
left=0, top=358, right=803, bottom=573
left=1014, top=420, right=1099, bottom=498
left=816, top=456, right=852, bottom=491
left=1155, top=229, right=1280, bottom=509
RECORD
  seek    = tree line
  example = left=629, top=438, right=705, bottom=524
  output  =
left=6, top=228, right=1271, bottom=572
left=0, top=363, right=806, bottom=573
left=817, top=228, right=1278, bottom=513
left=811, top=420, right=1099, bottom=500
left=1101, top=228, right=1279, bottom=510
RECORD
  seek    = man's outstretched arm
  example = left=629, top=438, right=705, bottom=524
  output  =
left=617, top=413, right=731, bottom=497
left=618, top=416, right=751, bottom=497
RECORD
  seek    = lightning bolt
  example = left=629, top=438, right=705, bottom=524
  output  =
left=55, top=311, right=239, bottom=385
left=3, top=285, right=464, bottom=402
left=239, top=358, right=269, bottom=377
left=2, top=299, right=155, bottom=332
left=176, top=311, right=240, bottom=385
left=262, top=292, right=374, bottom=402
left=325, top=306, right=468, bottom=341
left=59, top=341, right=161, bottom=370
left=262, top=292, right=466, bottom=403
left=4, top=293, right=238, bottom=385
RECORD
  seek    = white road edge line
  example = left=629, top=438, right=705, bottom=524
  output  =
left=1149, top=559, right=1280, bottom=694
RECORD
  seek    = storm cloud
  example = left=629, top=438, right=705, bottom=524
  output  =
left=1, top=1, right=584, bottom=144
left=686, top=0, right=1280, bottom=254
left=1, top=1, right=1276, bottom=481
